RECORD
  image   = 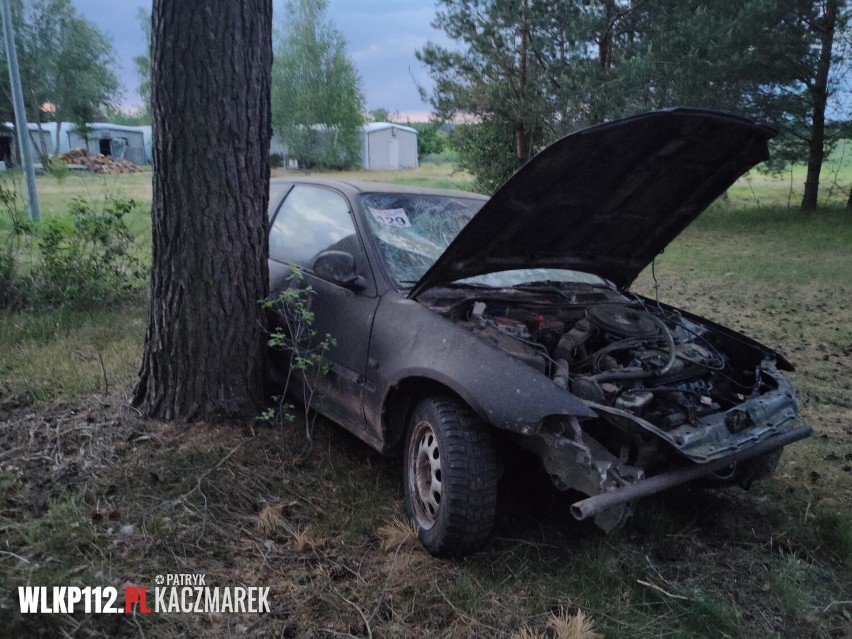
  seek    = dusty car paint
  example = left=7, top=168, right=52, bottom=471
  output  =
left=266, top=109, right=811, bottom=550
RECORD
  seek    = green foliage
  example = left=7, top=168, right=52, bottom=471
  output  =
left=34, top=196, right=144, bottom=306
left=450, top=121, right=520, bottom=192
left=417, top=0, right=561, bottom=170
left=101, top=107, right=151, bottom=126
left=0, top=180, right=34, bottom=308
left=44, top=157, right=69, bottom=182
left=0, top=179, right=144, bottom=309
left=261, top=266, right=335, bottom=446
left=814, top=510, right=852, bottom=565
left=1, top=0, right=120, bottom=159
left=133, top=6, right=152, bottom=119
left=369, top=107, right=391, bottom=122
left=272, top=0, right=365, bottom=169
left=18, top=491, right=92, bottom=551
left=419, top=0, right=851, bottom=199
left=409, top=121, right=448, bottom=158
left=421, top=148, right=459, bottom=165
left=0, top=302, right=147, bottom=401
left=768, top=551, right=811, bottom=617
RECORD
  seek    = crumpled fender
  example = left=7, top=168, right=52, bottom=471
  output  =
left=362, top=295, right=594, bottom=442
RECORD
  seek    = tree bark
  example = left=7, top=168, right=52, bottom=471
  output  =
left=133, top=0, right=272, bottom=420
left=801, top=1, right=836, bottom=211
left=515, top=0, right=532, bottom=165
left=598, top=0, right=616, bottom=70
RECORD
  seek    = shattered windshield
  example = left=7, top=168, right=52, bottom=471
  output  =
left=360, top=192, right=484, bottom=284
left=360, top=192, right=609, bottom=290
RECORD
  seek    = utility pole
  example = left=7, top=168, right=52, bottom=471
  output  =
left=1, top=0, right=40, bottom=221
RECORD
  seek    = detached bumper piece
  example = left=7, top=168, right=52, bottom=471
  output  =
left=570, top=424, right=812, bottom=522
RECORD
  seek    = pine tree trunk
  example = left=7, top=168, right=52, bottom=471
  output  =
left=133, top=0, right=272, bottom=421
left=801, top=1, right=836, bottom=211
left=599, top=0, right=616, bottom=70
left=516, top=3, right=530, bottom=165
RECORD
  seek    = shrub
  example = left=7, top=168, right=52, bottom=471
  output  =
left=0, top=177, right=145, bottom=309
left=33, top=196, right=145, bottom=306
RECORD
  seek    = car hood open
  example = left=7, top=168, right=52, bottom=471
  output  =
left=410, top=109, right=774, bottom=297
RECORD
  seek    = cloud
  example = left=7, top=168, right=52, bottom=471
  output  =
left=71, top=0, right=453, bottom=114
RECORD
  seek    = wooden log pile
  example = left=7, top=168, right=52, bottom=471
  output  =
left=59, top=148, right=142, bottom=174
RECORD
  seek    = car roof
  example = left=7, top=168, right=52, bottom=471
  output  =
left=269, top=176, right=488, bottom=201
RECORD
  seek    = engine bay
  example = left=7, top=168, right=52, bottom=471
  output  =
left=430, top=286, right=786, bottom=460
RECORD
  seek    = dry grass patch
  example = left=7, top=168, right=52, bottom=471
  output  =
left=512, top=608, right=602, bottom=639
left=376, top=516, right=420, bottom=553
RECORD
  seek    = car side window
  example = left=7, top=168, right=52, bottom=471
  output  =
left=268, top=183, right=291, bottom=219
left=269, top=185, right=358, bottom=269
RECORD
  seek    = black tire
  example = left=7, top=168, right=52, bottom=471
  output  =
left=403, top=395, right=499, bottom=556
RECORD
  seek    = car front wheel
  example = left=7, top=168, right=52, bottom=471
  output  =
left=403, top=396, right=499, bottom=556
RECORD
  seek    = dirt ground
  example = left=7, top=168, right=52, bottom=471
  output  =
left=1, top=372, right=850, bottom=638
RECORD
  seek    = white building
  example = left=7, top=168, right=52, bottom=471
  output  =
left=360, top=122, right=418, bottom=171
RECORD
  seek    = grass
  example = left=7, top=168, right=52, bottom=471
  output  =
left=727, top=139, right=852, bottom=209
left=657, top=204, right=851, bottom=286
left=274, top=160, right=477, bottom=191
left=2, top=402, right=847, bottom=637
left=0, top=300, right=147, bottom=405
left=0, top=170, right=152, bottom=233
left=768, top=551, right=811, bottom=618
left=0, top=160, right=850, bottom=637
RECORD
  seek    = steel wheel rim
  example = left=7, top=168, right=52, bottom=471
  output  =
left=410, top=420, right=442, bottom=529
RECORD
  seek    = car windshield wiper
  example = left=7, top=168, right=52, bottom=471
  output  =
left=512, top=280, right=573, bottom=289
left=402, top=280, right=494, bottom=292
left=513, top=279, right=610, bottom=291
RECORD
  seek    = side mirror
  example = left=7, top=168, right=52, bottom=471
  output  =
left=313, top=251, right=367, bottom=290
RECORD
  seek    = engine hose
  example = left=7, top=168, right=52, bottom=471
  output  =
left=552, top=358, right=571, bottom=388
left=593, top=367, right=654, bottom=382
left=648, top=313, right=676, bottom=375
left=591, top=315, right=676, bottom=382
left=581, top=337, right=649, bottom=372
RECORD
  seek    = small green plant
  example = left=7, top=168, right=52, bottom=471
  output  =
left=814, top=510, right=852, bottom=565
left=45, top=157, right=70, bottom=182
left=768, top=550, right=811, bottom=617
left=0, top=179, right=35, bottom=308
left=261, top=265, right=335, bottom=449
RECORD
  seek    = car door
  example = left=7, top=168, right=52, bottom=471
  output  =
left=267, top=184, right=379, bottom=435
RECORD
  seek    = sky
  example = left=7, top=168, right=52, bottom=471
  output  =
left=70, top=0, right=450, bottom=121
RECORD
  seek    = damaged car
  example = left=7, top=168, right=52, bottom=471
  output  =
left=266, top=109, right=811, bottom=556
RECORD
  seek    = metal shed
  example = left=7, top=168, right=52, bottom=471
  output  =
left=67, top=123, right=147, bottom=165
left=0, top=123, right=53, bottom=166
left=361, top=122, right=418, bottom=170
